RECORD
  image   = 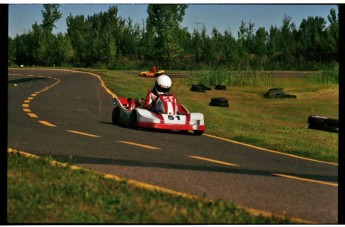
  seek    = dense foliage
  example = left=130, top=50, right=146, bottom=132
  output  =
left=8, top=4, right=339, bottom=70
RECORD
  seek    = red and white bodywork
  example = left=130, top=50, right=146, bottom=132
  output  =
left=112, top=95, right=205, bottom=135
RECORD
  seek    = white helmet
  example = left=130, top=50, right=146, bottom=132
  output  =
left=155, top=75, right=172, bottom=95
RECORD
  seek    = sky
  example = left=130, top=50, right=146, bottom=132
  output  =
left=8, top=4, right=338, bottom=38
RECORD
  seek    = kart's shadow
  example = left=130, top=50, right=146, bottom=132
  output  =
left=47, top=153, right=338, bottom=183
left=99, top=121, right=196, bottom=136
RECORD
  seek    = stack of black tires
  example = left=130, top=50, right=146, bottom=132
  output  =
left=209, top=98, right=229, bottom=107
left=308, top=115, right=339, bottom=133
left=190, top=84, right=212, bottom=92
left=264, top=88, right=296, bottom=98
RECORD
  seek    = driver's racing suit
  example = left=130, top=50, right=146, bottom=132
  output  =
left=144, top=88, right=159, bottom=109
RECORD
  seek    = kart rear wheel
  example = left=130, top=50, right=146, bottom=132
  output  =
left=193, top=130, right=204, bottom=136
left=112, top=107, right=121, bottom=124
left=129, top=111, right=138, bottom=128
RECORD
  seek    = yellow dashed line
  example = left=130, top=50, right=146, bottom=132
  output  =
left=27, top=113, right=38, bottom=118
left=273, top=173, right=338, bottom=187
left=66, top=130, right=101, bottom=138
left=189, top=155, right=239, bottom=167
left=117, top=141, right=161, bottom=150
left=20, top=75, right=61, bottom=127
left=38, top=120, right=57, bottom=127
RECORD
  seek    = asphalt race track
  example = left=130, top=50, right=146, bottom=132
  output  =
left=8, top=68, right=338, bottom=223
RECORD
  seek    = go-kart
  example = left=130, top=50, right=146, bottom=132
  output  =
left=139, top=70, right=165, bottom=77
left=112, top=94, right=205, bottom=135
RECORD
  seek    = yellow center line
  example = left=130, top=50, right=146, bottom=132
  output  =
left=24, top=100, right=31, bottom=103
left=66, top=130, right=101, bottom=138
left=23, top=108, right=31, bottom=112
left=27, top=97, right=34, bottom=100
left=22, top=104, right=29, bottom=108
left=273, top=173, right=338, bottom=187
left=27, top=113, right=38, bottom=118
left=117, top=141, right=161, bottom=150
left=31, top=93, right=37, bottom=97
left=38, top=120, right=57, bottom=127
left=189, top=155, right=239, bottom=167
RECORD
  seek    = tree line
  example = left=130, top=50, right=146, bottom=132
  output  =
left=8, top=4, right=339, bottom=70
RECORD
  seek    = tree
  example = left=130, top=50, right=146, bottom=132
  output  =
left=54, top=33, right=75, bottom=66
left=146, top=4, right=188, bottom=68
left=8, top=37, right=16, bottom=65
left=297, top=16, right=328, bottom=64
left=325, top=8, right=339, bottom=61
left=41, top=4, right=62, bottom=33
left=253, top=27, right=268, bottom=57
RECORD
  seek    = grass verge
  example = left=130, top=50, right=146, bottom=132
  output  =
left=7, top=151, right=292, bottom=223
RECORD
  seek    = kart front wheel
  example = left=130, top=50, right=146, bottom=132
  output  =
left=193, top=130, right=204, bottom=136
left=112, top=107, right=121, bottom=124
left=129, top=111, right=138, bottom=128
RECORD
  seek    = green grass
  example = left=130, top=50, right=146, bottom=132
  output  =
left=7, top=152, right=291, bottom=223
left=86, top=68, right=338, bottom=163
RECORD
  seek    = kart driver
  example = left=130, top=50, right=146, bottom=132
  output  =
left=144, top=74, right=172, bottom=110
left=150, top=66, right=157, bottom=73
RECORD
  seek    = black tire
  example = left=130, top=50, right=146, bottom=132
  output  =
left=129, top=111, right=138, bottom=128
left=264, top=89, right=286, bottom=98
left=210, top=97, right=228, bottom=104
left=325, top=118, right=339, bottom=127
left=209, top=97, right=229, bottom=107
left=112, top=107, right=121, bottom=124
left=209, top=102, right=229, bottom=107
left=190, top=85, right=206, bottom=92
left=308, top=115, right=339, bottom=133
left=215, top=85, right=226, bottom=90
left=308, top=115, right=328, bottom=126
left=193, top=130, right=204, bottom=136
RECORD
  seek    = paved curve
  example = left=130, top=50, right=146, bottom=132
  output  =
left=8, top=69, right=338, bottom=223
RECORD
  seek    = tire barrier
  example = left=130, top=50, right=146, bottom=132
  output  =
left=308, top=115, right=339, bottom=133
left=190, top=84, right=212, bottom=92
left=190, top=84, right=206, bottom=92
left=264, top=88, right=296, bottom=98
left=215, top=84, right=227, bottom=90
left=209, top=97, right=229, bottom=107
